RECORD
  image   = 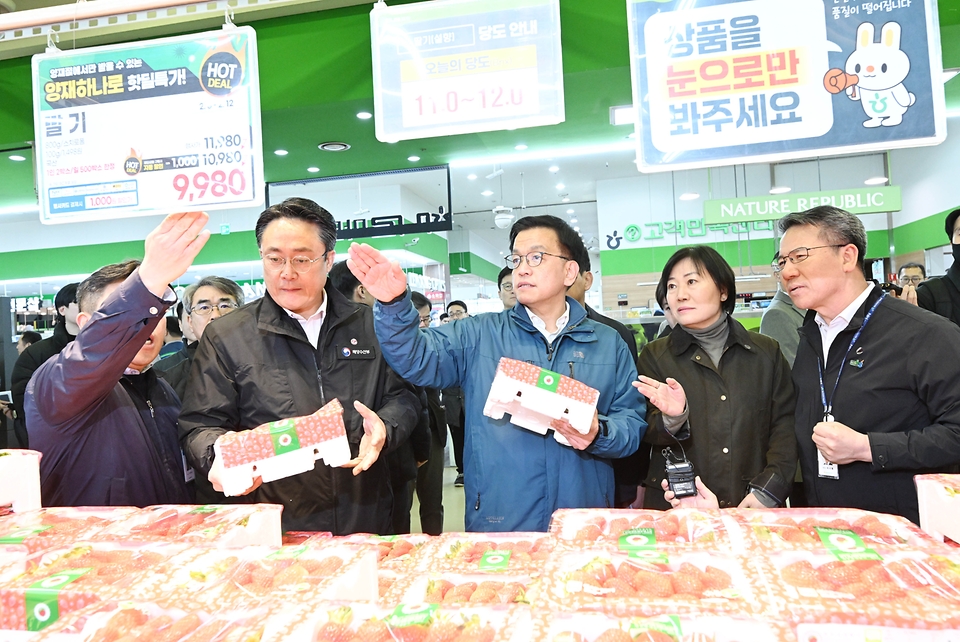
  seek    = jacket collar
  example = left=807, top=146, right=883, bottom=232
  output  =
left=53, top=319, right=75, bottom=344
left=509, top=296, right=590, bottom=337
left=669, top=314, right=755, bottom=357
left=797, top=284, right=884, bottom=353
left=255, top=284, right=361, bottom=343
left=948, top=260, right=960, bottom=292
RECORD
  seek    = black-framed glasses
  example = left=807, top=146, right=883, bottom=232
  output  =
left=772, top=245, right=846, bottom=273
left=190, top=302, right=239, bottom=316
left=504, top=251, right=573, bottom=269
left=261, top=251, right=328, bottom=273
left=899, top=275, right=923, bottom=285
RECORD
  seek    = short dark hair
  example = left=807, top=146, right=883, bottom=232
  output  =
left=176, top=301, right=186, bottom=319
left=411, top=291, right=432, bottom=310
left=946, top=208, right=960, bottom=240
left=20, top=331, right=42, bottom=346
left=77, top=260, right=140, bottom=313
left=255, top=197, right=337, bottom=253
left=777, top=206, right=867, bottom=264
left=509, top=215, right=589, bottom=274
left=497, top=266, right=513, bottom=289
left=328, top=261, right=360, bottom=301
left=184, top=276, right=244, bottom=313
left=54, top=282, right=79, bottom=311
left=658, top=246, right=737, bottom=316
left=439, top=313, right=449, bottom=321
left=655, top=281, right=667, bottom=310
left=898, top=262, right=926, bottom=278
left=447, top=300, right=467, bottom=313
left=165, top=316, right=182, bottom=338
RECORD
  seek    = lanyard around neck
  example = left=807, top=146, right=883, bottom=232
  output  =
left=817, top=293, right=885, bottom=417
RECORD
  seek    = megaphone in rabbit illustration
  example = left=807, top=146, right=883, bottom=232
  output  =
left=823, top=21, right=915, bottom=128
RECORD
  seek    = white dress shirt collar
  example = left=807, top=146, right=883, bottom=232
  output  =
left=815, top=282, right=875, bottom=362
left=283, top=293, right=329, bottom=348
left=525, top=302, right=571, bottom=345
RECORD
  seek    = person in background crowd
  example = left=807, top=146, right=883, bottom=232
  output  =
left=916, top=208, right=960, bottom=326
left=760, top=252, right=807, bottom=368
left=497, top=267, right=517, bottom=310
left=778, top=206, right=960, bottom=524
left=158, top=316, right=184, bottom=360
left=348, top=214, right=644, bottom=532
left=329, top=260, right=430, bottom=535
left=635, top=246, right=797, bottom=510
left=443, top=300, right=468, bottom=487
left=11, top=282, right=80, bottom=449
left=411, top=290, right=448, bottom=535
left=566, top=248, right=646, bottom=508
left=179, top=198, right=420, bottom=534
left=898, top=262, right=926, bottom=288
left=16, top=331, right=42, bottom=355
left=440, top=313, right=450, bottom=324
left=157, top=301, right=198, bottom=371
left=26, top=212, right=208, bottom=506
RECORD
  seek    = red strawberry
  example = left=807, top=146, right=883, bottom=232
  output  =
left=860, top=564, right=893, bottom=585
left=634, top=569, right=674, bottom=597
left=818, top=561, right=861, bottom=587
left=866, top=582, right=907, bottom=602
left=315, top=622, right=351, bottom=642
left=355, top=618, right=392, bottom=642
left=670, top=571, right=703, bottom=597
left=607, top=518, right=630, bottom=538
left=654, top=514, right=680, bottom=538
left=548, top=633, right=585, bottom=642
left=423, top=620, right=461, bottom=642
left=393, top=624, right=429, bottom=642
left=595, top=629, right=634, bottom=642
left=273, top=562, right=308, bottom=588
left=635, top=632, right=677, bottom=642
left=468, top=587, right=498, bottom=603
left=702, top=566, right=732, bottom=591
left=498, top=581, right=527, bottom=603
left=456, top=624, right=495, bottom=642
left=603, top=577, right=637, bottom=597
left=582, top=558, right=616, bottom=585
left=781, top=561, right=819, bottom=588
left=572, top=524, right=603, bottom=543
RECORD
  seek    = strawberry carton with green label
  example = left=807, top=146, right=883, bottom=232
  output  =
left=0, top=449, right=42, bottom=515
left=417, top=532, right=555, bottom=576
left=383, top=569, right=536, bottom=608
left=539, top=549, right=763, bottom=618
left=732, top=507, right=941, bottom=552
left=261, top=601, right=519, bottom=642
left=0, top=541, right=182, bottom=632
left=549, top=509, right=740, bottom=552
left=92, top=504, right=282, bottom=548
left=213, top=398, right=351, bottom=497
left=334, top=533, right=432, bottom=568
left=754, top=550, right=960, bottom=629
left=522, top=610, right=795, bottom=642
left=483, top=358, right=599, bottom=444
left=0, top=507, right=138, bottom=555
left=916, top=473, right=960, bottom=545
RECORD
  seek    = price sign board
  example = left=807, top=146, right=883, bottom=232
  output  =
left=627, top=0, right=945, bottom=172
left=32, top=26, right=264, bottom=224
left=370, top=0, right=564, bottom=142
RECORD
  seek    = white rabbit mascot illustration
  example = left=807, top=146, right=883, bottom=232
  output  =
left=841, top=21, right=916, bottom=127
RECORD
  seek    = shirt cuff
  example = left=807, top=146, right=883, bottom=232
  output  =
left=662, top=405, right=689, bottom=435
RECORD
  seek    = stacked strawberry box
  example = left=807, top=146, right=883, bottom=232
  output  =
left=92, top=504, right=283, bottom=548
left=0, top=541, right=183, bottom=633
left=0, top=507, right=138, bottom=555
left=417, top=532, right=555, bottom=576
left=916, top=473, right=960, bottom=546
left=0, top=450, right=42, bottom=515
left=483, top=358, right=599, bottom=445
left=384, top=570, right=533, bottom=608
left=213, top=399, right=352, bottom=497
left=333, top=533, right=431, bottom=600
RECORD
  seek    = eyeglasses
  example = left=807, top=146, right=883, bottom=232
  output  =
left=899, top=275, right=923, bottom=285
left=772, top=245, right=846, bottom=273
left=419, top=315, right=432, bottom=326
left=504, top=251, right=573, bottom=270
left=261, top=252, right=327, bottom=273
left=500, top=283, right=514, bottom=292
left=190, top=302, right=239, bottom=316
left=448, top=309, right=466, bottom=319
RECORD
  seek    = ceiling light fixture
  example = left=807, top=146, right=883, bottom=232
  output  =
left=319, top=142, right=351, bottom=152
left=548, top=165, right=559, bottom=173
left=864, top=176, right=889, bottom=185
left=467, top=174, right=477, bottom=180
left=481, top=190, right=494, bottom=196
left=8, top=155, right=26, bottom=161
left=562, top=197, right=570, bottom=203
left=274, top=149, right=288, bottom=156
left=307, top=167, right=320, bottom=173
left=678, top=192, right=700, bottom=201
left=449, top=141, right=634, bottom=168
left=574, top=226, right=580, bottom=232
left=356, top=111, right=373, bottom=119
left=515, top=144, right=528, bottom=151
left=571, top=218, right=578, bottom=223
left=486, top=167, right=504, bottom=179
left=769, top=186, right=792, bottom=194
left=566, top=209, right=574, bottom=214
left=555, top=183, right=565, bottom=190
left=408, top=155, right=421, bottom=162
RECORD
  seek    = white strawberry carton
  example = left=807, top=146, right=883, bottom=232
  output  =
left=916, top=474, right=960, bottom=545
left=0, top=450, right=41, bottom=514
left=416, top=532, right=555, bottom=576
left=483, top=358, right=599, bottom=445
left=383, top=569, right=535, bottom=608
left=93, top=504, right=282, bottom=548
left=213, top=399, right=351, bottom=496
left=0, top=507, right=138, bottom=554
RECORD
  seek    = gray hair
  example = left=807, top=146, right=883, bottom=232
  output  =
left=777, top=206, right=867, bottom=263
left=184, top=276, right=245, bottom=312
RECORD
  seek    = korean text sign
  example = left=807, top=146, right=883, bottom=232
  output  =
left=32, top=26, right=264, bottom=224
left=627, top=0, right=945, bottom=172
left=370, top=0, right=564, bottom=142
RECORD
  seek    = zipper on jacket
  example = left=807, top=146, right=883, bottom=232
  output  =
left=545, top=340, right=554, bottom=362
left=568, top=361, right=575, bottom=378
left=146, top=400, right=154, bottom=417
left=475, top=493, right=481, bottom=510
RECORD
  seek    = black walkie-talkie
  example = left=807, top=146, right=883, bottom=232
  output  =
left=663, top=447, right=697, bottom=498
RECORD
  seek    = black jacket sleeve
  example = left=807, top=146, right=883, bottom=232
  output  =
left=373, top=364, right=421, bottom=456
left=178, top=334, right=235, bottom=477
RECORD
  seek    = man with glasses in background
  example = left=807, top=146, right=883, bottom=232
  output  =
left=179, top=198, right=420, bottom=534
left=497, top=267, right=517, bottom=310
left=348, top=214, right=645, bottom=532
left=777, top=206, right=960, bottom=524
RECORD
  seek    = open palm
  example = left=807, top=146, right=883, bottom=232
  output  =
left=347, top=242, right=408, bottom=302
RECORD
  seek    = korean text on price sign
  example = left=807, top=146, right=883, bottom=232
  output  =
left=32, top=26, right=264, bottom=224
left=370, top=0, right=564, bottom=142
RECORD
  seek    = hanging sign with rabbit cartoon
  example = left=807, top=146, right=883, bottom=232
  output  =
left=627, top=0, right=946, bottom=173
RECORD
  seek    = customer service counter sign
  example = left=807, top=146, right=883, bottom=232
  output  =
left=32, top=27, right=264, bottom=224
left=627, top=0, right=946, bottom=172
left=370, top=0, right=564, bottom=142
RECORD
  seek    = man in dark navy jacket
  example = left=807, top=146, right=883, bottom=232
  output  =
left=26, top=212, right=210, bottom=507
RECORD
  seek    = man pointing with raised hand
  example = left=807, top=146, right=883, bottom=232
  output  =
left=27, top=211, right=210, bottom=507
left=349, top=215, right=645, bottom=532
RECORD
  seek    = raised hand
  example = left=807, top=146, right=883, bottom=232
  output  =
left=633, top=375, right=687, bottom=418
left=346, top=242, right=408, bottom=302
left=140, top=211, right=211, bottom=297
left=341, top=400, right=387, bottom=476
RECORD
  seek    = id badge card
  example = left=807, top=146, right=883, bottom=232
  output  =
left=817, top=449, right=839, bottom=479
